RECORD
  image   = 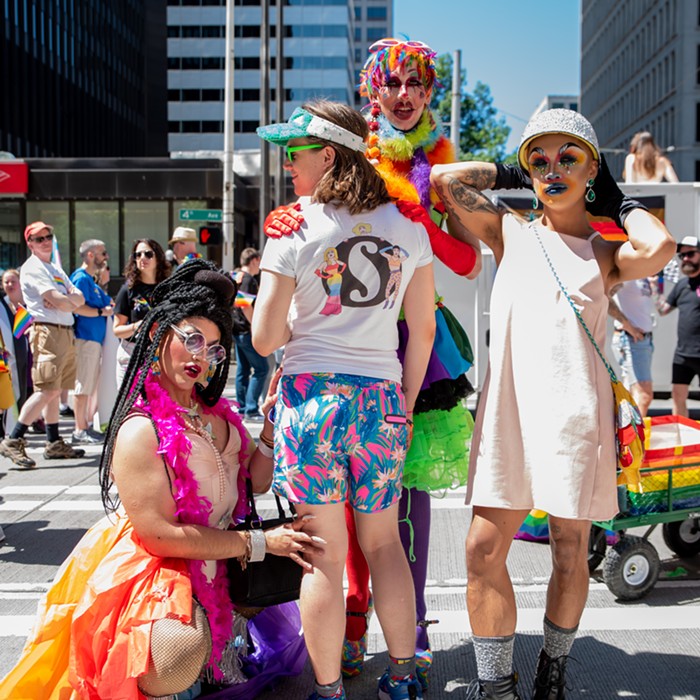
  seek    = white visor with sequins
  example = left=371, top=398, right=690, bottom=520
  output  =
left=257, top=107, right=367, bottom=153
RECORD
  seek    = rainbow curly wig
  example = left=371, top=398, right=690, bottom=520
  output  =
left=360, top=38, right=438, bottom=100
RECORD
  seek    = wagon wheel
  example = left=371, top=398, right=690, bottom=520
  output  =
left=588, top=525, right=607, bottom=573
left=602, top=535, right=660, bottom=601
left=662, top=518, right=700, bottom=558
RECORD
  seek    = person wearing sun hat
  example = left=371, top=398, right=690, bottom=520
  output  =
left=168, top=226, right=199, bottom=266
left=431, top=109, right=675, bottom=699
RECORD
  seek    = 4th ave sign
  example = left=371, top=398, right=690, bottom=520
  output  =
left=179, top=208, right=222, bottom=222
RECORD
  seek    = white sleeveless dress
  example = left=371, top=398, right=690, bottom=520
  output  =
left=467, top=214, right=618, bottom=520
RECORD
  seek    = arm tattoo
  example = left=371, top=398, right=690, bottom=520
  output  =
left=447, top=177, right=499, bottom=215
left=470, top=166, right=497, bottom=192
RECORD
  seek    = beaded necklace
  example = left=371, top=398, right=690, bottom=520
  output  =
left=184, top=402, right=226, bottom=502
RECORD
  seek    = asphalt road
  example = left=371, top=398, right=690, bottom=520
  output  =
left=1, top=406, right=700, bottom=699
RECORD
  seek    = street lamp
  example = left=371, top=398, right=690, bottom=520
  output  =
left=222, top=0, right=235, bottom=272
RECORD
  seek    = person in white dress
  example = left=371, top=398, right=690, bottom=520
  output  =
left=431, top=110, right=675, bottom=700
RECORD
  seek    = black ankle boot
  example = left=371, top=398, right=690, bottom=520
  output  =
left=532, top=650, right=569, bottom=699
left=466, top=672, right=522, bottom=700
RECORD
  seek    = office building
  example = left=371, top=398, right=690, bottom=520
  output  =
left=1, top=0, right=168, bottom=158
left=167, top=0, right=393, bottom=154
left=532, top=95, right=579, bottom=118
left=581, top=0, right=700, bottom=180
left=352, top=0, right=393, bottom=108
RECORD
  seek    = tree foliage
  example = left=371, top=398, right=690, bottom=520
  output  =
left=431, top=54, right=511, bottom=162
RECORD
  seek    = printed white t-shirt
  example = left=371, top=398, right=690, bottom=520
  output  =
left=261, top=198, right=433, bottom=383
left=20, top=254, right=76, bottom=325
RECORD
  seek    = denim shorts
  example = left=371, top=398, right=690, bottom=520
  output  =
left=272, top=373, right=408, bottom=513
left=612, top=331, right=653, bottom=385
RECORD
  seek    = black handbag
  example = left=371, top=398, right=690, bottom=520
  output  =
left=228, top=480, right=304, bottom=607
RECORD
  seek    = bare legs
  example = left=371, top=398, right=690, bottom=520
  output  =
left=631, top=380, right=653, bottom=418
left=466, top=506, right=592, bottom=689
left=672, top=382, right=689, bottom=417
left=297, top=501, right=415, bottom=685
left=545, top=516, right=591, bottom=628
left=295, top=502, right=348, bottom=685
left=355, top=504, right=416, bottom=660
left=466, top=507, right=592, bottom=634
left=466, top=507, right=528, bottom=637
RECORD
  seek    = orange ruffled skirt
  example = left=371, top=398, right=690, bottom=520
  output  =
left=0, top=511, right=194, bottom=700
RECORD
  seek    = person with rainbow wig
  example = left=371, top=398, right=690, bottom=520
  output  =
left=263, top=37, right=482, bottom=690
left=343, top=36, right=484, bottom=690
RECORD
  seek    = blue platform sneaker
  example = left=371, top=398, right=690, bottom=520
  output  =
left=377, top=670, right=423, bottom=699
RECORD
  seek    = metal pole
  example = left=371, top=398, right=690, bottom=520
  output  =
left=222, top=0, right=235, bottom=272
left=259, top=0, right=271, bottom=249
left=450, top=49, right=461, bottom=156
left=274, top=0, right=285, bottom=206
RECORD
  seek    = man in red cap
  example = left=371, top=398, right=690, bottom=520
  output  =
left=0, top=222, right=86, bottom=468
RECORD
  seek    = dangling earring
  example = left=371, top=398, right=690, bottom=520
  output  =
left=205, top=362, right=216, bottom=384
left=532, top=195, right=539, bottom=210
left=585, top=178, right=596, bottom=203
left=366, top=103, right=381, bottom=163
left=150, top=353, right=161, bottom=377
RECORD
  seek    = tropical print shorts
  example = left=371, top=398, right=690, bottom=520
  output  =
left=272, top=373, right=408, bottom=512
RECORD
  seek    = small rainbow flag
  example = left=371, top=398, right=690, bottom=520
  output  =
left=234, top=291, right=256, bottom=308
left=0, top=347, right=9, bottom=373
left=13, top=305, right=34, bottom=339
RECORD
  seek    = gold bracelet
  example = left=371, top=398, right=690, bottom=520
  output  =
left=259, top=432, right=274, bottom=449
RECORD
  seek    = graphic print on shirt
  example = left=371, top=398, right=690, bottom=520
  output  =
left=52, top=275, right=67, bottom=293
left=315, top=247, right=347, bottom=315
left=132, top=296, right=151, bottom=320
left=314, top=230, right=410, bottom=315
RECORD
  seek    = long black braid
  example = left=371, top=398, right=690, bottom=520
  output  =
left=99, top=259, right=237, bottom=512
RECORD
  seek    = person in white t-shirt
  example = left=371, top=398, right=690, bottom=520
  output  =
left=609, top=278, right=655, bottom=416
left=0, top=222, right=86, bottom=469
left=253, top=101, right=436, bottom=700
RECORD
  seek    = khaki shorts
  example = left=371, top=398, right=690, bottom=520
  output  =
left=74, top=339, right=102, bottom=396
left=30, top=323, right=77, bottom=391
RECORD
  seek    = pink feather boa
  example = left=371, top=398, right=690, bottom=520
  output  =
left=134, top=373, right=251, bottom=680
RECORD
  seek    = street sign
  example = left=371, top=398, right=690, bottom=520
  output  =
left=179, top=208, right=222, bottom=222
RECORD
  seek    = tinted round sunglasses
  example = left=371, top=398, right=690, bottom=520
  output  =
left=134, top=250, right=155, bottom=259
left=170, top=325, right=227, bottom=365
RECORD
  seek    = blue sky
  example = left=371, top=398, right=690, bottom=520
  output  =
left=393, top=0, right=581, bottom=153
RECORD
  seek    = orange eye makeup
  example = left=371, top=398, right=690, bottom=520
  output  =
left=528, top=143, right=586, bottom=174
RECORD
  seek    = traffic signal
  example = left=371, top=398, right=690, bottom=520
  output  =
left=199, top=226, right=222, bottom=245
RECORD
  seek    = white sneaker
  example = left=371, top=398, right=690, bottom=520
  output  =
left=71, top=429, right=103, bottom=445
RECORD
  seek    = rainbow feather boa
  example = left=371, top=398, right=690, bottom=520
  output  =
left=367, top=108, right=455, bottom=209
left=135, top=373, right=251, bottom=681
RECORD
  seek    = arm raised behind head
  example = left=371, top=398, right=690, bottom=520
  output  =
left=430, top=162, right=505, bottom=263
left=611, top=209, right=676, bottom=286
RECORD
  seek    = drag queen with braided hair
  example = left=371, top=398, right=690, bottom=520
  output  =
left=0, top=259, right=324, bottom=700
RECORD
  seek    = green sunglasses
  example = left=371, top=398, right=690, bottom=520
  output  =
left=286, top=143, right=324, bottom=162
